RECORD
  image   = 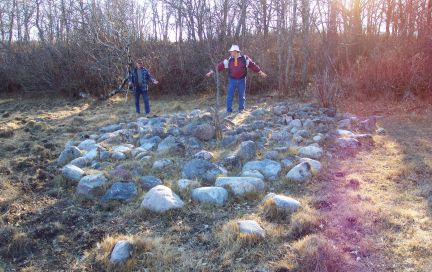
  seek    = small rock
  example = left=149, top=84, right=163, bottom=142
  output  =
left=110, top=240, right=133, bottom=264
left=139, top=176, right=163, bottom=190
left=238, top=220, right=265, bottom=238
left=264, top=193, right=301, bottom=211
left=193, top=150, right=214, bottom=161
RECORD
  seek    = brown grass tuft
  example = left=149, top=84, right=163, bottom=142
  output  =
left=292, top=234, right=348, bottom=272
left=286, top=207, right=319, bottom=240
left=5, top=232, right=36, bottom=261
left=262, top=198, right=294, bottom=222
left=89, top=234, right=179, bottom=271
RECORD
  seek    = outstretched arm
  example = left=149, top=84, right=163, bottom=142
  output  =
left=206, top=61, right=225, bottom=77
left=248, top=58, right=267, bottom=78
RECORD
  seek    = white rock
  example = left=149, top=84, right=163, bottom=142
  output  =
left=298, top=145, right=323, bottom=159
left=238, top=220, right=265, bottom=238
left=337, top=129, right=355, bottom=138
left=299, top=158, right=322, bottom=173
left=264, top=193, right=301, bottom=211
left=215, top=177, right=264, bottom=196
left=140, top=185, right=184, bottom=213
left=191, top=187, right=228, bottom=206
left=62, top=164, right=84, bottom=182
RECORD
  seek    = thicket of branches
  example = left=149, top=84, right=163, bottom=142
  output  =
left=0, top=0, right=431, bottom=103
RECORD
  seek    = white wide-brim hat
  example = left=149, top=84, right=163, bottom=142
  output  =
left=228, top=45, right=240, bottom=52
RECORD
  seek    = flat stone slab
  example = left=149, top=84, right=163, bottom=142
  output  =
left=191, top=187, right=228, bottom=206
left=242, top=159, right=281, bottom=181
left=101, top=181, right=137, bottom=202
left=139, top=176, right=163, bottom=190
left=336, top=137, right=360, bottom=149
left=215, top=177, right=264, bottom=196
left=181, top=159, right=226, bottom=183
left=140, top=185, right=184, bottom=213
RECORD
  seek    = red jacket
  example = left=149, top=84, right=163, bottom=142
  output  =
left=216, top=55, right=261, bottom=79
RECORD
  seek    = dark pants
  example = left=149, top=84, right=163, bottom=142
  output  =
left=227, top=78, right=246, bottom=113
left=135, top=87, right=150, bottom=114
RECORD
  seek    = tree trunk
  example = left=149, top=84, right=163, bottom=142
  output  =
left=301, top=0, right=310, bottom=85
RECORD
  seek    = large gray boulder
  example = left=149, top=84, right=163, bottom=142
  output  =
left=215, top=177, right=264, bottom=196
left=242, top=159, right=281, bottom=181
left=77, top=139, right=98, bottom=151
left=69, top=157, right=88, bottom=168
left=181, top=159, right=226, bottom=183
left=300, top=158, right=322, bottom=173
left=112, top=144, right=134, bottom=154
left=139, top=136, right=161, bottom=151
left=298, top=145, right=323, bottom=159
left=191, top=187, right=228, bottom=206
left=57, top=146, right=81, bottom=166
left=62, top=164, right=84, bottom=182
left=156, top=136, right=185, bottom=155
left=190, top=123, right=216, bottom=141
left=286, top=162, right=312, bottom=182
left=140, top=185, right=184, bottom=213
left=76, top=174, right=107, bottom=198
left=139, top=176, right=163, bottom=190
left=152, top=159, right=173, bottom=170
left=336, top=138, right=361, bottom=149
left=237, top=140, right=257, bottom=161
left=99, top=123, right=123, bottom=133
left=101, top=182, right=137, bottom=202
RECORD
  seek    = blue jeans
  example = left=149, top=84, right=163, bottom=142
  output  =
left=135, top=87, right=150, bottom=114
left=227, top=78, right=246, bottom=113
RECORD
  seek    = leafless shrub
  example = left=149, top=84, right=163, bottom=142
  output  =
left=313, top=69, right=342, bottom=110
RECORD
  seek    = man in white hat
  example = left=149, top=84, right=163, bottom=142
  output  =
left=206, top=45, right=267, bottom=113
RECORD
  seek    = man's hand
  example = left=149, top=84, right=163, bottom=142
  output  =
left=153, top=80, right=159, bottom=85
left=258, top=71, right=267, bottom=78
left=206, top=70, right=214, bottom=77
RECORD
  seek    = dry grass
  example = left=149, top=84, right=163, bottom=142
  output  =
left=314, top=109, right=432, bottom=271
left=292, top=234, right=348, bottom=272
left=85, top=234, right=179, bottom=271
left=1, top=94, right=432, bottom=271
